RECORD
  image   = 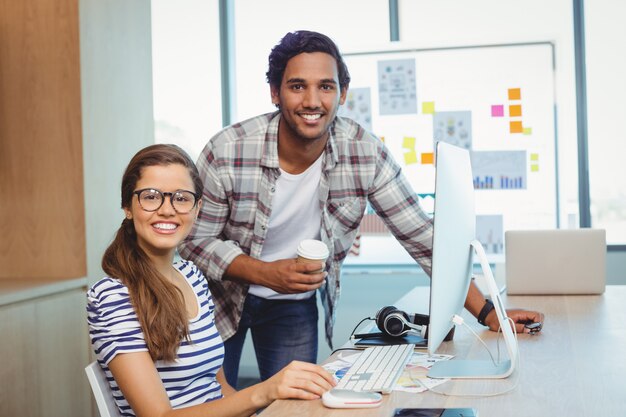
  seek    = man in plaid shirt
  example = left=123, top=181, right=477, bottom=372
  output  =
left=179, top=30, right=544, bottom=388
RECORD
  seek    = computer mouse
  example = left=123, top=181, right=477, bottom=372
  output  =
left=321, top=389, right=383, bottom=409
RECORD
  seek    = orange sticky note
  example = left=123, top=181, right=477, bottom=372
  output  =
left=510, top=121, right=523, bottom=134
left=509, top=104, right=522, bottom=117
left=508, top=88, right=521, bottom=100
left=404, top=151, right=418, bottom=165
left=421, top=152, right=434, bottom=164
left=422, top=102, right=435, bottom=114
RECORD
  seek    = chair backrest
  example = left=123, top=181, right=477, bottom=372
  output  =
left=85, top=361, right=123, bottom=417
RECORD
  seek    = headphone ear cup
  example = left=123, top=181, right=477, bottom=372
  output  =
left=375, top=306, right=398, bottom=334
left=384, top=310, right=411, bottom=337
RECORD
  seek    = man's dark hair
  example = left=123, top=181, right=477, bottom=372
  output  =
left=266, top=30, right=351, bottom=91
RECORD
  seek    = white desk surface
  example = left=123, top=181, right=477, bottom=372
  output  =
left=262, top=285, right=626, bottom=417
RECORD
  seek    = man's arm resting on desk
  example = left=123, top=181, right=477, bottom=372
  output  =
left=464, top=281, right=545, bottom=334
left=224, top=254, right=327, bottom=294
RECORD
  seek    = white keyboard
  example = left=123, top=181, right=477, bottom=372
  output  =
left=336, top=344, right=415, bottom=394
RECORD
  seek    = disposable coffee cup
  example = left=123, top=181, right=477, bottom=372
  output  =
left=296, top=239, right=329, bottom=274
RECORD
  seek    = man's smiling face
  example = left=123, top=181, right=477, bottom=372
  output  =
left=271, top=52, right=347, bottom=144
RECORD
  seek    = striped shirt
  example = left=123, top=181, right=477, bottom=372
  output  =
left=179, top=112, right=434, bottom=348
left=87, top=260, right=224, bottom=416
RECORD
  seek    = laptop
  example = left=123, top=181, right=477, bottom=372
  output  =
left=505, top=229, right=606, bottom=295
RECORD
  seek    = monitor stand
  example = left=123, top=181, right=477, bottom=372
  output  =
left=428, top=239, right=518, bottom=379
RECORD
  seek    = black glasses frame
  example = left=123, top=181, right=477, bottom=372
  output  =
left=132, top=188, right=200, bottom=214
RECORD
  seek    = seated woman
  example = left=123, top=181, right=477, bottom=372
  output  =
left=87, top=144, right=335, bottom=417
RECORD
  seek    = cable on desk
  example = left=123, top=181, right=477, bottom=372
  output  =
left=452, top=314, right=498, bottom=366
left=348, top=316, right=375, bottom=340
left=330, top=347, right=362, bottom=355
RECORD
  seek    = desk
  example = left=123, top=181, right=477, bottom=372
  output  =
left=262, top=285, right=626, bottom=417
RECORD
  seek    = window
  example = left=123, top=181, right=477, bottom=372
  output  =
left=151, top=0, right=222, bottom=161
left=585, top=0, right=626, bottom=245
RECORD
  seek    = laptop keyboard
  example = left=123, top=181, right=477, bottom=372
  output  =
left=335, top=344, right=415, bottom=394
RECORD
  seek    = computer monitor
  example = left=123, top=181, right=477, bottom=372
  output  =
left=427, top=141, right=517, bottom=379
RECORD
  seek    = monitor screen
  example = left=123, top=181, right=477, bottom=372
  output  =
left=427, top=141, right=517, bottom=379
left=427, top=141, right=476, bottom=356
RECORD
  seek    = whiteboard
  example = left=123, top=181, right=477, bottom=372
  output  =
left=339, top=42, right=558, bottom=266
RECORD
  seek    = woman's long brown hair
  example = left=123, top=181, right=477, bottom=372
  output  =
left=102, top=144, right=203, bottom=362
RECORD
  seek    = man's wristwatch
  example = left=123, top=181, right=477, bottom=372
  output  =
left=477, top=299, right=495, bottom=326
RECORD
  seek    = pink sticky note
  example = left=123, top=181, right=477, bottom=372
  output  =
left=491, top=105, right=504, bottom=117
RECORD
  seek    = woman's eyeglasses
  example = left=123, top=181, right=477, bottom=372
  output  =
left=132, top=188, right=200, bottom=214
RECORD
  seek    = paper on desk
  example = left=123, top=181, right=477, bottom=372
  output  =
left=394, top=352, right=453, bottom=393
left=322, top=351, right=361, bottom=383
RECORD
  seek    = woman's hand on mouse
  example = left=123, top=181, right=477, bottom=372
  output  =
left=251, top=361, right=336, bottom=407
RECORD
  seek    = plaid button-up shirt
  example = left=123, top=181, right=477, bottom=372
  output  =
left=179, top=112, right=433, bottom=348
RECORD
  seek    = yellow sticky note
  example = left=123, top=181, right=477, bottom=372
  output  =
left=421, top=152, right=434, bottom=164
left=530, top=153, right=539, bottom=161
left=404, top=151, right=418, bottom=165
left=422, top=102, right=435, bottom=114
left=509, top=104, right=522, bottom=117
left=508, top=88, right=521, bottom=100
left=402, top=136, right=416, bottom=150
left=380, top=136, right=385, bottom=143
left=510, top=121, right=523, bottom=134
left=531, top=164, right=539, bottom=172
left=523, top=127, right=532, bottom=135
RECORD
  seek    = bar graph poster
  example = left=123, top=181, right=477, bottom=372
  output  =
left=471, top=151, right=527, bottom=190
left=341, top=42, right=557, bottom=266
left=476, top=215, right=504, bottom=254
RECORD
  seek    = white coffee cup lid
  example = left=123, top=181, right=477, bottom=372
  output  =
left=297, top=239, right=329, bottom=260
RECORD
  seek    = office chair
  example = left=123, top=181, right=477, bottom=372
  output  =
left=85, top=361, right=123, bottom=417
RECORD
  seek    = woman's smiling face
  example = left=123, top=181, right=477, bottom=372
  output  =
left=124, top=163, right=200, bottom=259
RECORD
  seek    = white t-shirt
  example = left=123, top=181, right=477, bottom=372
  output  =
left=248, top=155, right=323, bottom=300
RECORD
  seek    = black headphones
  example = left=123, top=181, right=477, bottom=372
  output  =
left=376, top=306, right=429, bottom=338
left=354, top=306, right=430, bottom=339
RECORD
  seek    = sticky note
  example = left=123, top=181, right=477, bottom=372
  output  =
left=523, top=127, right=532, bottom=135
left=491, top=105, right=504, bottom=117
left=510, top=121, right=523, bottom=134
left=402, top=136, right=416, bottom=149
left=380, top=136, right=385, bottom=143
left=422, top=102, right=435, bottom=114
left=530, top=153, right=539, bottom=161
left=404, top=151, right=418, bottom=165
left=531, top=164, right=539, bottom=172
left=509, top=104, right=522, bottom=117
left=421, top=152, right=434, bottom=164
left=508, top=88, right=521, bottom=100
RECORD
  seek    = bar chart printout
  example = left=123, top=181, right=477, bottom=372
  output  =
left=471, top=151, right=527, bottom=190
